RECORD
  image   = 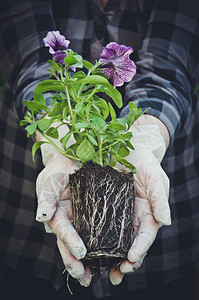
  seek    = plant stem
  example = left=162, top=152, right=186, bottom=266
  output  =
left=85, top=87, right=97, bottom=102
left=64, top=85, right=76, bottom=128
left=77, top=61, right=100, bottom=98
left=62, top=69, right=76, bottom=128
left=97, top=135, right=103, bottom=166
left=70, top=84, right=78, bottom=103
left=100, top=140, right=119, bottom=153
left=87, top=61, right=100, bottom=77
left=39, top=131, right=66, bottom=155
left=38, top=130, right=81, bottom=162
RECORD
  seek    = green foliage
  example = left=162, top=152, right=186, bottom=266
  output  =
left=20, top=51, right=145, bottom=172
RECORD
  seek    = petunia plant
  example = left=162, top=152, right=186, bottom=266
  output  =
left=20, top=31, right=143, bottom=172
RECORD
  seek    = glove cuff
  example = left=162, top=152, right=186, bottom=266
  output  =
left=131, top=124, right=166, bottom=162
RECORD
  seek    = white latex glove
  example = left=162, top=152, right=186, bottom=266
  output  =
left=110, top=123, right=171, bottom=285
left=36, top=142, right=91, bottom=285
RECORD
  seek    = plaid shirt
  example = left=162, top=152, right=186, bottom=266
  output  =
left=0, top=0, right=199, bottom=297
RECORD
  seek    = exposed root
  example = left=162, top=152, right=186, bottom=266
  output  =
left=66, top=273, right=73, bottom=295
left=69, top=161, right=135, bottom=271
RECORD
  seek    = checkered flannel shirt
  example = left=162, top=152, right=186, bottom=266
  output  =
left=0, top=0, right=199, bottom=297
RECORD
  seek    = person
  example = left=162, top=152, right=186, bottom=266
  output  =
left=0, top=0, right=199, bottom=299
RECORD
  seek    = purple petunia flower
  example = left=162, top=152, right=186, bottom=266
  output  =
left=43, top=31, right=70, bottom=64
left=99, top=42, right=136, bottom=88
left=53, top=50, right=66, bottom=65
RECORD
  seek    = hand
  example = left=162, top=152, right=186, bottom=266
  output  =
left=109, top=123, right=171, bottom=285
left=36, top=143, right=92, bottom=285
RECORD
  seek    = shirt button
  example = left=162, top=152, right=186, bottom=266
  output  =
left=95, top=18, right=104, bottom=26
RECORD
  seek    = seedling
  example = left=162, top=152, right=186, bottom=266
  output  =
left=20, top=31, right=145, bottom=270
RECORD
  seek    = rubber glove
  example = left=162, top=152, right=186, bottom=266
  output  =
left=110, top=123, right=171, bottom=285
left=36, top=139, right=92, bottom=284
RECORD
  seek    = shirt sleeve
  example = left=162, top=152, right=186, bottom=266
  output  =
left=121, top=0, right=199, bottom=145
left=0, top=0, right=56, bottom=120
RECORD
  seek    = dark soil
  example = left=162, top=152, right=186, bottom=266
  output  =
left=69, top=161, right=135, bottom=271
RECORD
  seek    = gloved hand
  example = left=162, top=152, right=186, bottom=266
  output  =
left=36, top=141, right=92, bottom=286
left=110, top=123, right=171, bottom=285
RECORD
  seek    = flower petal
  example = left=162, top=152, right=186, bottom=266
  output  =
left=43, top=31, right=70, bottom=54
left=100, top=42, right=133, bottom=60
left=53, top=50, right=66, bottom=65
left=99, top=42, right=136, bottom=88
left=103, top=61, right=136, bottom=88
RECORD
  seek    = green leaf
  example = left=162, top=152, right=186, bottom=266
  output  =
left=61, top=131, right=74, bottom=149
left=34, top=93, right=46, bottom=105
left=45, top=127, right=59, bottom=139
left=74, top=102, right=85, bottom=113
left=68, top=143, right=79, bottom=152
left=77, top=75, right=110, bottom=86
left=26, top=111, right=32, bottom=118
left=108, top=118, right=126, bottom=130
left=102, top=152, right=109, bottom=165
left=92, top=68, right=108, bottom=77
left=86, top=134, right=98, bottom=146
left=108, top=160, right=116, bottom=167
left=73, top=132, right=83, bottom=143
left=62, top=106, right=70, bottom=119
left=125, top=111, right=136, bottom=129
left=115, top=154, right=136, bottom=173
left=64, top=55, right=78, bottom=67
left=85, top=102, right=92, bottom=116
left=23, top=100, right=49, bottom=113
left=34, top=80, right=65, bottom=95
left=117, top=146, right=130, bottom=157
left=104, top=86, right=122, bottom=108
left=72, top=71, right=86, bottom=80
left=125, top=103, right=149, bottom=129
left=76, top=138, right=95, bottom=162
left=48, top=102, right=62, bottom=117
left=97, top=86, right=123, bottom=108
left=108, top=102, right=116, bottom=121
left=37, top=118, right=52, bottom=131
left=64, top=54, right=83, bottom=69
left=96, top=98, right=109, bottom=119
left=64, top=148, right=78, bottom=160
left=50, top=98, right=58, bottom=107
left=48, top=59, right=63, bottom=72
left=125, top=140, right=134, bottom=150
left=26, top=123, right=37, bottom=135
left=120, top=132, right=133, bottom=140
left=83, top=60, right=93, bottom=70
left=51, top=93, right=62, bottom=101
left=32, top=141, right=48, bottom=162
left=73, top=55, right=83, bottom=69
left=20, top=119, right=31, bottom=126
left=125, top=102, right=139, bottom=129
left=119, top=132, right=134, bottom=150
left=90, top=113, right=107, bottom=133
left=91, top=157, right=101, bottom=165
left=129, top=102, right=138, bottom=112
left=75, top=122, right=91, bottom=130
left=102, top=129, right=118, bottom=143
left=60, top=92, right=67, bottom=100
left=91, top=103, right=101, bottom=114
